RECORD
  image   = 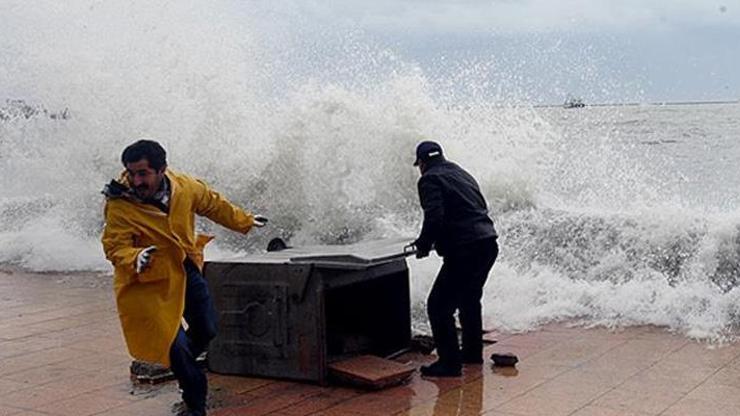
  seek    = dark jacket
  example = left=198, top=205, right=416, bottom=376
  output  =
left=414, top=159, right=497, bottom=256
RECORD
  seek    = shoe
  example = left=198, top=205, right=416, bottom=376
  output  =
left=462, top=356, right=484, bottom=364
left=462, top=347, right=484, bottom=364
left=420, top=361, right=462, bottom=377
left=176, top=405, right=206, bottom=416
left=490, top=352, right=519, bottom=367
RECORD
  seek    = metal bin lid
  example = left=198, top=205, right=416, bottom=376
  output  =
left=210, top=237, right=415, bottom=269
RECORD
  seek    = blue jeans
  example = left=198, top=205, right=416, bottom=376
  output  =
left=169, top=260, right=218, bottom=413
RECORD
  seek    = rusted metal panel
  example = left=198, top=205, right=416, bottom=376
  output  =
left=204, top=238, right=413, bottom=384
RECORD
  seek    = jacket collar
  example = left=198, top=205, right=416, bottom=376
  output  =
left=421, top=158, right=446, bottom=174
left=101, top=169, right=172, bottom=205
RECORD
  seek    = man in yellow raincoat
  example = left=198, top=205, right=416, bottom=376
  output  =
left=101, top=139, right=266, bottom=416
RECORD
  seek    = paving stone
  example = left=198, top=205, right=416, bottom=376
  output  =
left=329, top=355, right=415, bottom=390
left=4, top=270, right=740, bottom=416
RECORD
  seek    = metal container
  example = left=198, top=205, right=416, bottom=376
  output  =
left=203, top=237, right=413, bottom=384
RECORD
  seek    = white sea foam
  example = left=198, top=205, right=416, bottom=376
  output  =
left=2, top=1, right=740, bottom=340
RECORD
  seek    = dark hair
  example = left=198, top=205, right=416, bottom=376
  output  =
left=121, top=139, right=167, bottom=171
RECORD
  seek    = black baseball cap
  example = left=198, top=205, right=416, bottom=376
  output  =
left=413, top=141, right=444, bottom=166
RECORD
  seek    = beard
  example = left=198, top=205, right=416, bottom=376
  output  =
left=134, top=186, right=149, bottom=198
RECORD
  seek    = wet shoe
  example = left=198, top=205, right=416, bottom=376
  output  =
left=176, top=405, right=206, bottom=416
left=490, top=352, right=519, bottom=367
left=181, top=410, right=205, bottom=416
left=420, top=361, right=462, bottom=377
left=462, top=356, right=484, bottom=364
left=462, top=347, right=484, bottom=364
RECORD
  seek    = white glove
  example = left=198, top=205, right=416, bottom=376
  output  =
left=135, top=246, right=157, bottom=273
left=253, top=215, right=268, bottom=228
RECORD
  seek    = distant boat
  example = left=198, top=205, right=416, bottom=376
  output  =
left=563, top=97, right=585, bottom=109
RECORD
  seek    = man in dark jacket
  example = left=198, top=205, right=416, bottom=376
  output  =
left=411, top=140, right=498, bottom=377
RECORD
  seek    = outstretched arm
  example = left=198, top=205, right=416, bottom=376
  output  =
left=192, top=178, right=255, bottom=233
left=414, top=176, right=444, bottom=255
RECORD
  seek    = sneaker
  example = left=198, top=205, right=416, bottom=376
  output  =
left=420, top=361, right=462, bottom=377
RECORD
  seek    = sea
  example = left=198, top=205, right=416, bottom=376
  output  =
left=1, top=1, right=739, bottom=342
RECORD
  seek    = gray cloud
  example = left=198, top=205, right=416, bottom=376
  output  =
left=298, top=0, right=740, bottom=34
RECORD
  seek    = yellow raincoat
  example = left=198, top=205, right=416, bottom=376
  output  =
left=101, top=169, right=254, bottom=367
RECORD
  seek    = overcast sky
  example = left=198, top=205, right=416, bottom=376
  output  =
left=1, top=1, right=738, bottom=105
left=279, top=0, right=740, bottom=103
left=301, top=0, right=739, bottom=35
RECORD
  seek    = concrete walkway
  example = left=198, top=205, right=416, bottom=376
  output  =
left=2, top=270, right=740, bottom=415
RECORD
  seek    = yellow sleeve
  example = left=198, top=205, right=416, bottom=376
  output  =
left=192, top=179, right=255, bottom=234
left=101, top=202, right=140, bottom=273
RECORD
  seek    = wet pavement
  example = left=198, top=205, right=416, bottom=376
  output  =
left=3, top=269, right=740, bottom=415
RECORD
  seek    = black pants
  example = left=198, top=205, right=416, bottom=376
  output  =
left=427, top=237, right=498, bottom=367
left=169, top=260, right=218, bottom=412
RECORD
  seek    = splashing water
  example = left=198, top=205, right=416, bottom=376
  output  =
left=2, top=1, right=740, bottom=341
